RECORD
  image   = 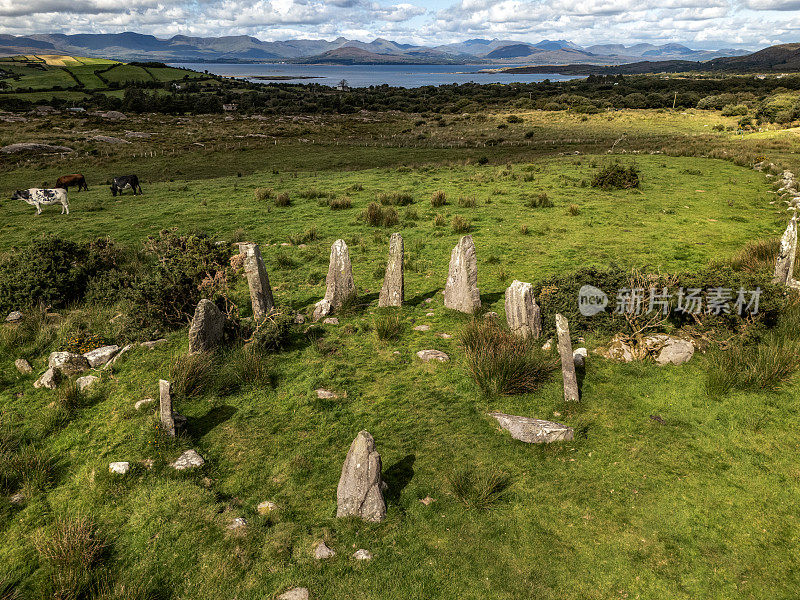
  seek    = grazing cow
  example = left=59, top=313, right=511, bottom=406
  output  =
left=12, top=188, right=69, bottom=215
left=55, top=174, right=88, bottom=191
left=110, top=175, right=142, bottom=196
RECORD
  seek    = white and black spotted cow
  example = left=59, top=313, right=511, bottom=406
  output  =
left=110, top=175, right=142, bottom=196
left=11, top=188, right=69, bottom=215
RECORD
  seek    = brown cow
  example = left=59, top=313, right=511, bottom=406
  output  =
left=55, top=174, right=88, bottom=191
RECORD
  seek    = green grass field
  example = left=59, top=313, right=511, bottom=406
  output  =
left=1, top=106, right=799, bottom=599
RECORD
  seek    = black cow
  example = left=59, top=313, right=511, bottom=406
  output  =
left=110, top=175, right=142, bottom=196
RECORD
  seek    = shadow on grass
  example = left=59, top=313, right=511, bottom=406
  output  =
left=188, top=404, right=236, bottom=438
left=383, top=454, right=415, bottom=504
left=406, top=289, right=441, bottom=307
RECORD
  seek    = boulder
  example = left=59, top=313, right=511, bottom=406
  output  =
left=378, top=232, right=404, bottom=307
left=76, top=375, right=100, bottom=393
left=34, top=367, right=61, bottom=390
left=316, top=389, right=342, bottom=399
left=5, top=311, right=23, bottom=323
left=171, top=449, right=205, bottom=470
left=14, top=359, right=32, bottom=374
left=443, top=235, right=481, bottom=314
left=573, top=347, right=587, bottom=369
left=188, top=299, right=225, bottom=354
left=83, top=345, right=120, bottom=368
left=240, top=243, right=274, bottom=319
left=504, top=280, right=542, bottom=339
left=135, top=398, right=155, bottom=410
left=48, top=352, right=90, bottom=376
left=416, top=349, right=449, bottom=363
left=489, top=412, right=574, bottom=444
left=227, top=517, right=247, bottom=531
left=277, top=588, right=309, bottom=600
left=649, top=335, right=695, bottom=366
left=336, top=430, right=386, bottom=522
left=555, top=314, right=579, bottom=402
left=314, top=239, right=356, bottom=320
left=315, top=542, right=336, bottom=559
left=109, top=462, right=130, bottom=475
left=600, top=333, right=636, bottom=362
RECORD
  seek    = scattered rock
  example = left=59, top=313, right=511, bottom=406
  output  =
left=257, top=500, right=278, bottom=515
left=600, top=334, right=636, bottom=362
left=426, top=312, right=435, bottom=317
left=83, top=345, right=120, bottom=368
left=337, top=430, right=386, bottom=522
left=413, top=324, right=430, bottom=331
left=227, top=517, right=247, bottom=531
left=419, top=496, right=436, bottom=506
left=171, top=449, right=205, bottom=470
left=353, top=549, right=373, bottom=561
left=315, top=542, right=336, bottom=559
left=314, top=239, right=356, bottom=320
left=277, top=588, right=308, bottom=600
left=378, top=232, right=404, bottom=307
left=424, top=298, right=433, bottom=304
left=33, top=367, right=62, bottom=390
left=294, top=314, right=306, bottom=324
left=100, top=111, right=127, bottom=120
left=542, top=339, right=553, bottom=351
left=109, top=461, right=130, bottom=475
left=443, top=235, right=481, bottom=314
left=416, top=349, right=449, bottom=362
left=1, top=142, right=73, bottom=154
left=504, top=280, right=542, bottom=339
left=76, top=375, right=100, bottom=393
left=435, top=333, right=452, bottom=339
left=316, top=389, right=343, bottom=399
left=652, top=337, right=694, bottom=366
left=650, top=414, right=666, bottom=425
left=490, top=412, right=574, bottom=444
left=14, top=359, right=32, bottom=374
left=322, top=317, right=339, bottom=325
left=135, top=398, right=155, bottom=410
left=141, top=339, right=167, bottom=349
left=9, top=491, right=25, bottom=505
left=92, top=135, right=130, bottom=145
left=483, top=311, right=498, bottom=319
left=5, top=311, right=23, bottom=323
left=188, top=299, right=225, bottom=354
left=48, top=352, right=90, bottom=376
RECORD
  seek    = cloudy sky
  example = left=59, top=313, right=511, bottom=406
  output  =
left=1, top=0, right=799, bottom=49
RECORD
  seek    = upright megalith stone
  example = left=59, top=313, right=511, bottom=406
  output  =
left=336, top=430, right=386, bottom=522
left=378, top=233, right=404, bottom=307
left=773, top=213, right=798, bottom=286
left=188, top=299, right=225, bottom=354
left=504, top=280, right=541, bottom=339
left=443, top=235, right=480, bottom=314
left=159, top=379, right=175, bottom=436
left=314, top=239, right=356, bottom=321
left=240, top=243, right=274, bottom=318
left=555, top=313, right=580, bottom=402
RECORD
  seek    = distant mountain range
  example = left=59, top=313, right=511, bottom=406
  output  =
left=0, top=32, right=750, bottom=65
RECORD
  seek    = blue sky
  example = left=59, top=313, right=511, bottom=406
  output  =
left=0, top=0, right=799, bottom=50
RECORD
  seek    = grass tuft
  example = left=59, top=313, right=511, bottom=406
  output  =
left=446, top=467, right=512, bottom=509
left=169, top=352, right=214, bottom=399
left=374, top=311, right=402, bottom=341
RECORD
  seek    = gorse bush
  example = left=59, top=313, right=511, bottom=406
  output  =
left=250, top=309, right=294, bottom=351
left=458, top=196, right=477, bottom=208
left=433, top=214, right=446, bottom=227
left=591, top=163, right=641, bottom=189
left=727, top=238, right=780, bottom=274
left=460, top=319, right=558, bottom=395
left=254, top=187, right=273, bottom=201
left=567, top=204, right=581, bottom=216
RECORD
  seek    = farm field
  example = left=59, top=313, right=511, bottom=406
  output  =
left=1, top=103, right=800, bottom=600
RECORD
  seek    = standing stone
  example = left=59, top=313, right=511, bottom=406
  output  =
left=443, top=235, right=480, bottom=314
left=378, top=233, right=404, bottom=307
left=773, top=213, right=797, bottom=285
left=314, top=239, right=356, bottom=321
left=240, top=243, right=274, bottom=318
left=159, top=379, right=175, bottom=436
left=555, top=313, right=580, bottom=402
left=188, top=299, right=225, bottom=354
left=504, top=280, right=542, bottom=339
left=336, top=430, right=386, bottom=522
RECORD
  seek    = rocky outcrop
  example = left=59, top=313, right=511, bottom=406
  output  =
left=378, top=233, right=404, bottom=307
left=443, top=235, right=480, bottom=314
left=336, top=430, right=386, bottom=522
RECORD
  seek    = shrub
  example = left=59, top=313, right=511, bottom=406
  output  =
left=404, top=207, right=419, bottom=222
left=374, top=311, right=402, bottom=341
left=169, top=352, right=214, bottom=399
left=34, top=517, right=106, bottom=600
left=458, top=196, right=477, bottom=208
left=274, top=252, right=296, bottom=269
left=430, top=190, right=447, bottom=207
left=254, top=187, right=273, bottom=201
left=506, top=115, right=523, bottom=123
left=721, top=104, right=749, bottom=117
left=288, top=226, right=317, bottom=245
left=591, top=163, right=640, bottom=190
left=60, top=331, right=105, bottom=354
left=328, top=196, right=352, bottom=210
left=275, top=193, right=291, bottom=207
left=460, top=319, right=558, bottom=395
left=452, top=216, right=471, bottom=234
left=250, top=309, right=293, bottom=351
left=525, top=192, right=553, bottom=208
left=446, top=467, right=512, bottom=509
